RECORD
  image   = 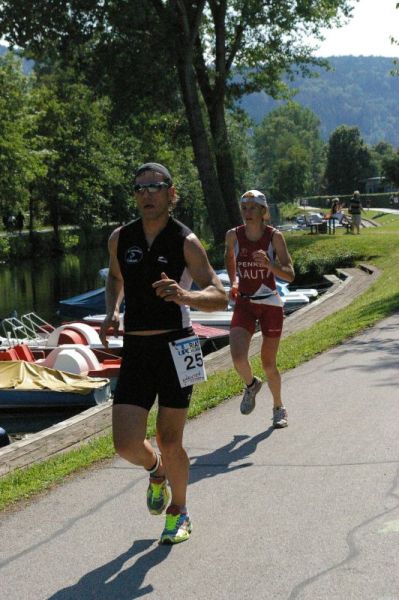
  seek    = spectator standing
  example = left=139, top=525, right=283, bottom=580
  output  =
left=331, top=198, right=340, bottom=215
left=7, top=215, right=16, bottom=231
left=15, top=211, right=25, bottom=234
left=349, top=190, right=363, bottom=234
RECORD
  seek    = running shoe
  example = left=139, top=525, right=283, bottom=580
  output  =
left=273, top=406, right=288, bottom=428
left=240, top=376, right=262, bottom=415
left=159, top=505, right=192, bottom=545
left=147, top=477, right=170, bottom=515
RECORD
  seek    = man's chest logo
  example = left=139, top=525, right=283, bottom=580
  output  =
left=125, top=246, right=143, bottom=264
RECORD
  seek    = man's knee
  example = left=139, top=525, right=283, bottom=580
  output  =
left=157, top=431, right=183, bottom=457
left=113, top=432, right=143, bottom=461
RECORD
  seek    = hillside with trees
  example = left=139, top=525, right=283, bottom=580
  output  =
left=240, top=56, right=399, bottom=146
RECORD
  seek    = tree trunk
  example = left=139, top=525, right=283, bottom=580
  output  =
left=28, top=195, right=35, bottom=243
left=175, top=57, right=230, bottom=244
left=208, top=99, right=242, bottom=226
left=49, top=195, right=60, bottom=246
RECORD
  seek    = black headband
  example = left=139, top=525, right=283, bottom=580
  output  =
left=134, top=162, right=172, bottom=183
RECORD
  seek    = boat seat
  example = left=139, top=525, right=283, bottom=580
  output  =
left=46, top=322, right=102, bottom=347
left=52, top=349, right=91, bottom=375
left=0, top=344, right=36, bottom=362
left=57, top=329, right=88, bottom=345
left=0, top=348, right=20, bottom=361
left=40, top=345, right=102, bottom=372
left=12, top=344, right=36, bottom=362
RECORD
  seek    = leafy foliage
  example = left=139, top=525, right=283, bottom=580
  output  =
left=382, top=149, right=399, bottom=186
left=324, top=125, right=373, bottom=194
left=0, top=54, right=46, bottom=218
left=0, top=0, right=355, bottom=243
left=253, top=102, right=325, bottom=201
left=32, top=68, right=130, bottom=237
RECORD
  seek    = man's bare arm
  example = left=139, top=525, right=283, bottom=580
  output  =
left=224, top=228, right=239, bottom=301
left=224, top=229, right=238, bottom=286
left=99, top=228, right=124, bottom=345
left=152, top=234, right=228, bottom=312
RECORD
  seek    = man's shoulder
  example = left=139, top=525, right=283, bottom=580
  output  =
left=169, top=217, right=193, bottom=237
left=117, top=218, right=142, bottom=236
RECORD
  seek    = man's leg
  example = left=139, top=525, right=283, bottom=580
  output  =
left=156, top=406, right=193, bottom=545
left=113, top=404, right=165, bottom=475
left=156, top=406, right=189, bottom=508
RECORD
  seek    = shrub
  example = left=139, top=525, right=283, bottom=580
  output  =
left=0, top=236, right=10, bottom=260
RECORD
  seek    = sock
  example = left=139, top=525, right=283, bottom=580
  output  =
left=146, top=452, right=161, bottom=475
left=166, top=504, right=188, bottom=515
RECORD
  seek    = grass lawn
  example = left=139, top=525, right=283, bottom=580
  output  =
left=1, top=216, right=399, bottom=511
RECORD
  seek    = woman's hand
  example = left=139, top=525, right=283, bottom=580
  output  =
left=229, top=282, right=239, bottom=303
left=252, top=250, right=271, bottom=268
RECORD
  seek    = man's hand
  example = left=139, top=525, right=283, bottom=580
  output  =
left=99, top=311, right=120, bottom=348
left=152, top=272, right=187, bottom=305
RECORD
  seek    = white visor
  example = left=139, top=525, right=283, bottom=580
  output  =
left=240, top=189, right=268, bottom=207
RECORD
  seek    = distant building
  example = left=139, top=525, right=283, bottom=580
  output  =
left=359, top=177, right=399, bottom=194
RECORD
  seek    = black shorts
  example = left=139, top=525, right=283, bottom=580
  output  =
left=113, top=329, right=194, bottom=411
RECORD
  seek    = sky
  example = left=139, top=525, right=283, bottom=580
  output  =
left=313, top=0, right=399, bottom=57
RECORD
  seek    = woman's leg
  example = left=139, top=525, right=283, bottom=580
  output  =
left=230, top=326, right=253, bottom=385
left=261, top=336, right=282, bottom=408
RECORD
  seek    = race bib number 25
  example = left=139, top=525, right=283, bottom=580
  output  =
left=169, top=335, right=207, bottom=388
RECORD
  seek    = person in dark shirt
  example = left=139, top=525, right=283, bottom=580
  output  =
left=15, top=211, right=24, bottom=234
left=349, top=190, right=363, bottom=234
left=100, top=162, right=227, bottom=545
left=331, top=198, right=340, bottom=215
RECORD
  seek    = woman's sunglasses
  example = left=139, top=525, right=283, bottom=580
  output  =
left=133, top=182, right=171, bottom=194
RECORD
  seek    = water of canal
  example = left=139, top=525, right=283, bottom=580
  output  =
left=0, top=248, right=109, bottom=326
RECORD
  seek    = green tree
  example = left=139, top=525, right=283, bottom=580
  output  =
left=370, top=141, right=396, bottom=177
left=382, top=150, right=399, bottom=187
left=0, top=53, right=46, bottom=226
left=0, top=0, right=355, bottom=243
left=254, top=102, right=325, bottom=202
left=32, top=69, right=128, bottom=243
left=324, top=125, right=373, bottom=194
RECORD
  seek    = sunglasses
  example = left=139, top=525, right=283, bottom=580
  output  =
left=133, top=182, right=170, bottom=194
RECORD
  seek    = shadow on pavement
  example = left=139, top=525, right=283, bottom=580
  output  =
left=48, top=538, right=172, bottom=600
left=189, top=428, right=275, bottom=485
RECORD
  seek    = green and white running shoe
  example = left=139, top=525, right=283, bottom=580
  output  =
left=159, top=505, right=192, bottom=545
left=147, top=477, right=170, bottom=515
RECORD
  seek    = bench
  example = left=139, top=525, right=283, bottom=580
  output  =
left=309, top=214, right=351, bottom=234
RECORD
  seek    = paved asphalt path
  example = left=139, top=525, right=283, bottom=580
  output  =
left=1, top=313, right=399, bottom=600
